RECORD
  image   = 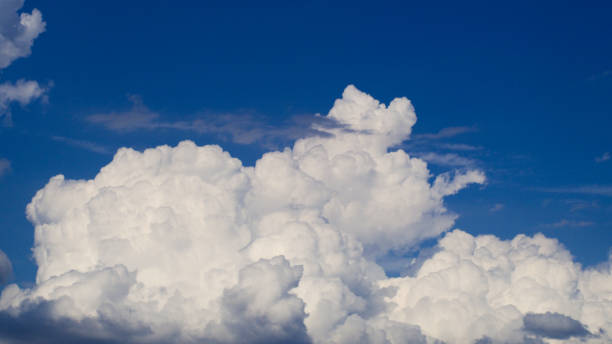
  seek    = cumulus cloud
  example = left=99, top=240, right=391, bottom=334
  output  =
left=0, top=79, right=48, bottom=123
left=1, top=86, right=610, bottom=344
left=0, top=0, right=47, bottom=124
left=0, top=0, right=45, bottom=69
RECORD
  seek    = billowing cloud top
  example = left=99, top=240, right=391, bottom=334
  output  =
left=1, top=86, right=610, bottom=344
left=0, top=0, right=45, bottom=70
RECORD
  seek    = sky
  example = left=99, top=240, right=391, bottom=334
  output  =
left=0, top=1, right=611, bottom=343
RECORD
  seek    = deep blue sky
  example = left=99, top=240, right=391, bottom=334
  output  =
left=1, top=0, right=611, bottom=284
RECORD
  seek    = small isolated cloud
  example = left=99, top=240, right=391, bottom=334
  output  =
left=413, top=126, right=477, bottom=140
left=523, top=312, right=591, bottom=340
left=489, top=203, right=504, bottom=212
left=51, top=136, right=111, bottom=155
left=417, top=152, right=477, bottom=167
left=595, top=152, right=610, bottom=163
left=0, top=79, right=48, bottom=124
left=86, top=95, right=349, bottom=148
left=540, top=219, right=594, bottom=228
left=0, top=0, right=46, bottom=70
left=0, top=158, right=11, bottom=178
left=0, top=249, right=12, bottom=285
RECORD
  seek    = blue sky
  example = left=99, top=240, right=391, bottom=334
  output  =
left=1, top=0, right=611, bottom=287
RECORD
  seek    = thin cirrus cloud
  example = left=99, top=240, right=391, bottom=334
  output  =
left=85, top=95, right=352, bottom=149
left=415, top=152, right=478, bottom=168
left=0, top=0, right=48, bottom=125
left=540, top=219, right=595, bottom=229
left=535, top=185, right=612, bottom=197
left=1, top=86, right=611, bottom=344
left=50, top=136, right=111, bottom=155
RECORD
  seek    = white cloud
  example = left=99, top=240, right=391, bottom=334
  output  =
left=51, top=136, right=111, bottom=155
left=1, top=86, right=610, bottom=344
left=595, top=152, right=610, bottom=163
left=0, top=1, right=47, bottom=124
left=86, top=95, right=349, bottom=148
left=0, top=158, right=10, bottom=178
left=0, top=79, right=47, bottom=123
left=417, top=152, right=477, bottom=167
left=0, top=0, right=45, bottom=69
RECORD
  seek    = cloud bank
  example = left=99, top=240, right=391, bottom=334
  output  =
left=0, top=86, right=610, bottom=344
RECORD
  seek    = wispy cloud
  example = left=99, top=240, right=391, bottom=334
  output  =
left=489, top=203, right=504, bottom=212
left=0, top=158, right=10, bottom=178
left=51, top=136, right=111, bottom=155
left=595, top=152, right=610, bottom=163
left=564, top=199, right=599, bottom=212
left=540, top=219, right=594, bottom=229
left=413, top=126, right=477, bottom=140
left=416, top=152, right=477, bottom=167
left=437, top=143, right=482, bottom=151
left=535, top=185, right=612, bottom=197
left=86, top=96, right=347, bottom=148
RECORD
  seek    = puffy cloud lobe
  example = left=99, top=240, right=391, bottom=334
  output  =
left=0, top=0, right=45, bottom=69
left=2, top=85, right=610, bottom=343
left=0, top=79, right=47, bottom=114
left=382, top=230, right=612, bottom=343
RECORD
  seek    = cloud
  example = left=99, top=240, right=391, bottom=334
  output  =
left=490, top=203, right=504, bottom=212
left=0, top=158, right=10, bottom=178
left=0, top=1, right=48, bottom=124
left=0, top=79, right=48, bottom=124
left=438, top=143, right=483, bottom=151
left=0, top=0, right=45, bottom=70
left=51, top=136, right=111, bottom=155
left=540, top=219, right=595, bottom=229
left=0, top=250, right=12, bottom=285
left=535, top=185, right=612, bottom=197
left=413, top=126, right=477, bottom=140
left=381, top=230, right=611, bottom=343
left=2, top=86, right=611, bottom=343
left=86, top=95, right=349, bottom=148
left=523, top=312, right=591, bottom=339
left=416, top=152, right=477, bottom=167
left=595, top=152, right=610, bottom=163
